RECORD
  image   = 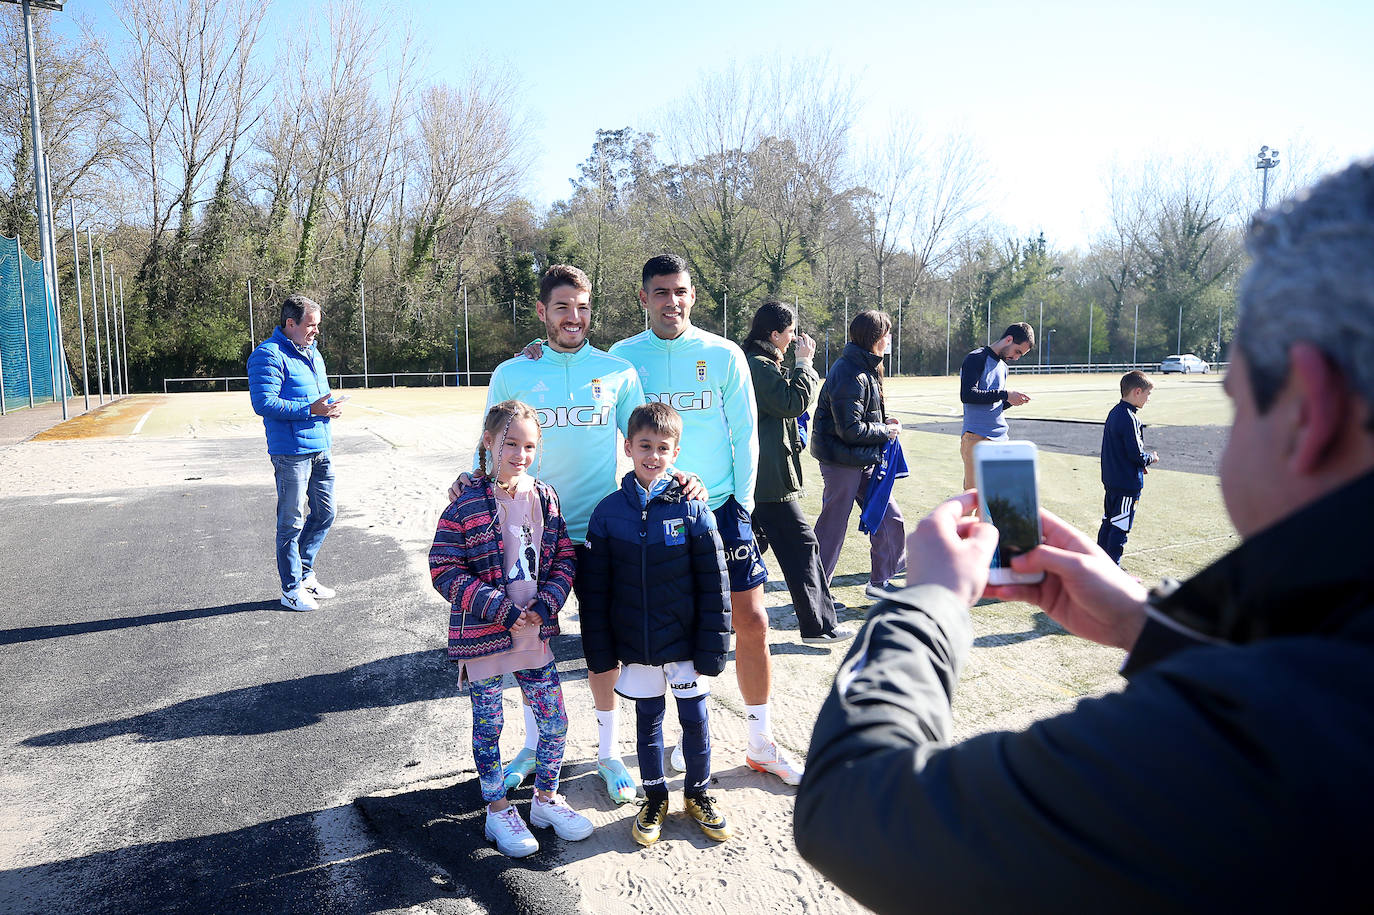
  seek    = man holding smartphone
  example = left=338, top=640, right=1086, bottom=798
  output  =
left=796, top=161, right=1374, bottom=912
left=958, top=324, right=1034, bottom=490
left=248, top=293, right=342, bottom=612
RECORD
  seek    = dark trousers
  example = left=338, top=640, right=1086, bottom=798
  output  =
left=1096, top=488, right=1140, bottom=565
left=636, top=694, right=711, bottom=797
left=814, top=460, right=906, bottom=586
left=752, top=499, right=840, bottom=637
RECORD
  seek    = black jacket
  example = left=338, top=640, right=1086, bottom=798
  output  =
left=579, top=473, right=732, bottom=677
left=745, top=338, right=820, bottom=503
left=795, top=470, right=1374, bottom=914
left=1101, top=400, right=1156, bottom=492
left=810, top=342, right=888, bottom=467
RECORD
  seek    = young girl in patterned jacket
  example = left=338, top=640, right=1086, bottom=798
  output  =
left=428, top=399, right=593, bottom=857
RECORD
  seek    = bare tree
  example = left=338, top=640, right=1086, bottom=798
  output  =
left=284, top=0, right=389, bottom=289
left=104, top=0, right=269, bottom=307
left=403, top=67, right=530, bottom=299
left=857, top=115, right=921, bottom=313
left=0, top=17, right=126, bottom=239
left=656, top=60, right=769, bottom=317
left=906, top=132, right=988, bottom=295
left=751, top=56, right=858, bottom=305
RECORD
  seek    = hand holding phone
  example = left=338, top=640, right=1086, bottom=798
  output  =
left=330, top=394, right=350, bottom=404
left=974, top=440, right=1045, bottom=584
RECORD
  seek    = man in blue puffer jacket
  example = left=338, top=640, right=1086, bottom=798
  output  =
left=248, top=294, right=343, bottom=612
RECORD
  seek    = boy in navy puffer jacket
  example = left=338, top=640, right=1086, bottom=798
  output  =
left=580, top=403, right=733, bottom=846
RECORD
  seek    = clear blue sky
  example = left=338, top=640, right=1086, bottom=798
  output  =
left=51, top=0, right=1374, bottom=249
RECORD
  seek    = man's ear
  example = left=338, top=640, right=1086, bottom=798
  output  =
left=1288, top=342, right=1350, bottom=475
left=535, top=300, right=547, bottom=323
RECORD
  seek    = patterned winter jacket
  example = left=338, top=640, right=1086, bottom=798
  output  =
left=428, top=477, right=576, bottom=663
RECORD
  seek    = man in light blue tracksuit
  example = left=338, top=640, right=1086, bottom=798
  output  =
left=610, top=254, right=805, bottom=787
left=248, top=294, right=343, bottom=612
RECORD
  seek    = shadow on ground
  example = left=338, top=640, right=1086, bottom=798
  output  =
left=356, top=774, right=583, bottom=915
left=0, top=601, right=275, bottom=646
left=973, top=611, right=1065, bottom=647
left=24, top=637, right=591, bottom=747
left=0, top=803, right=465, bottom=915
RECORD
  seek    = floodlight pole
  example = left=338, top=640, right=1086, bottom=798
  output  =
left=247, top=278, right=255, bottom=343
left=85, top=229, right=103, bottom=402
left=69, top=199, right=88, bottom=410
left=1256, top=145, right=1280, bottom=210
left=945, top=294, right=951, bottom=376
left=462, top=284, right=470, bottom=385
left=359, top=281, right=369, bottom=388
left=119, top=276, right=129, bottom=393
left=1038, top=301, right=1043, bottom=369
left=99, top=246, right=114, bottom=396
left=43, top=150, right=65, bottom=416
left=17, top=0, right=57, bottom=324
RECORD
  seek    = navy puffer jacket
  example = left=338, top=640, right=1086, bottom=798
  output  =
left=579, top=473, right=732, bottom=677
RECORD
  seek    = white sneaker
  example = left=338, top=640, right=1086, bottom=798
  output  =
left=668, top=743, right=686, bottom=773
left=746, top=740, right=805, bottom=786
left=529, top=795, right=594, bottom=841
left=302, top=574, right=336, bottom=599
left=484, top=806, right=539, bottom=857
left=280, top=588, right=318, bottom=612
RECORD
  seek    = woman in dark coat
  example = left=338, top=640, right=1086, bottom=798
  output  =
left=810, top=310, right=906, bottom=599
left=743, top=301, right=854, bottom=643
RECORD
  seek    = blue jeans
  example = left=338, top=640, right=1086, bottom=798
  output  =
left=271, top=451, right=336, bottom=592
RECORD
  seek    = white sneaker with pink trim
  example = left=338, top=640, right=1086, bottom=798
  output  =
left=530, top=794, right=594, bottom=841
left=484, top=806, right=539, bottom=857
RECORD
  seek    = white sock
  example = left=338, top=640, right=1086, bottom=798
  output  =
left=596, top=708, right=618, bottom=760
left=745, top=703, right=771, bottom=752
left=523, top=702, right=539, bottom=752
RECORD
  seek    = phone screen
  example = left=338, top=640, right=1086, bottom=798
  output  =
left=981, top=459, right=1040, bottom=568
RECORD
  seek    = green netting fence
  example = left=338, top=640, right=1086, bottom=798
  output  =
left=0, top=234, right=71, bottom=413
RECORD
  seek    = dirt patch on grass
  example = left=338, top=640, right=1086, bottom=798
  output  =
left=30, top=396, right=168, bottom=441
left=901, top=415, right=1228, bottom=477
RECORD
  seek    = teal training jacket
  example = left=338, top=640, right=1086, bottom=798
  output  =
left=611, top=324, right=759, bottom=513
left=476, top=343, right=645, bottom=543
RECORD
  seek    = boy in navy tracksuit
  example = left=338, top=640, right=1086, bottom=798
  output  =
left=579, top=402, right=734, bottom=847
left=1097, top=371, right=1160, bottom=564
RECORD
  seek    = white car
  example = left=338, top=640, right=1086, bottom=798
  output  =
left=1159, top=354, right=1210, bottom=374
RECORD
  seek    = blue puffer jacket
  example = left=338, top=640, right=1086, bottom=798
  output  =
left=578, top=473, right=732, bottom=677
left=248, top=327, right=333, bottom=455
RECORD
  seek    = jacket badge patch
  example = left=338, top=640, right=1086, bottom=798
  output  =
left=591, top=378, right=602, bottom=399
left=696, top=360, right=707, bottom=382
left=663, top=518, right=687, bottom=546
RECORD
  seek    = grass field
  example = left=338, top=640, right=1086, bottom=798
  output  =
left=30, top=371, right=1239, bottom=739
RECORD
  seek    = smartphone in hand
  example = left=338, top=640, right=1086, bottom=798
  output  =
left=974, top=440, right=1045, bottom=584
left=329, top=394, right=350, bottom=404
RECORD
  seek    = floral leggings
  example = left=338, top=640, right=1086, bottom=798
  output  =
left=467, top=661, right=567, bottom=804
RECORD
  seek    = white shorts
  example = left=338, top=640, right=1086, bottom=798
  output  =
left=614, top=659, right=711, bottom=700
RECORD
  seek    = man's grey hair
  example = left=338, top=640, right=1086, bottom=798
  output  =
left=1236, top=159, right=1374, bottom=427
left=279, top=293, right=321, bottom=328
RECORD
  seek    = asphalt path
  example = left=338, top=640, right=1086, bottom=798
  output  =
left=900, top=416, right=1228, bottom=476
left=0, top=434, right=574, bottom=914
